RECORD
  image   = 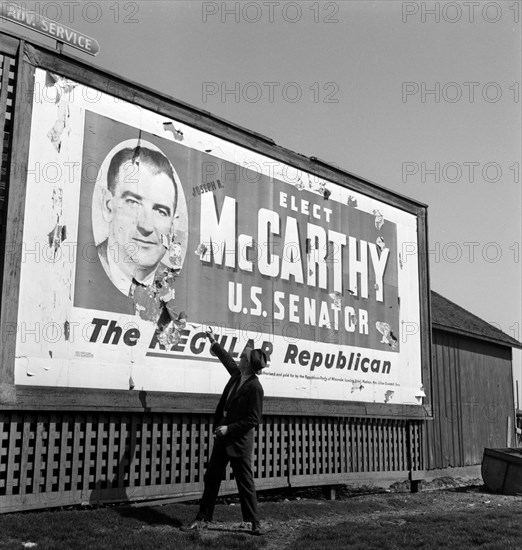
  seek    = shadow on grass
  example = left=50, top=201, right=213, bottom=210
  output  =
left=256, top=484, right=389, bottom=502
left=115, top=505, right=184, bottom=528
left=449, top=483, right=489, bottom=493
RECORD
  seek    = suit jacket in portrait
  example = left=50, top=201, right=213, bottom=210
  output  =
left=211, top=342, right=264, bottom=459
left=74, top=238, right=186, bottom=321
left=74, top=238, right=136, bottom=314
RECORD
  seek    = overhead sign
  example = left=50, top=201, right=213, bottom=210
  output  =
left=0, top=3, right=100, bottom=56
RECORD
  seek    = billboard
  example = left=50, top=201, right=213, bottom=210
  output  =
left=14, top=68, right=423, bottom=404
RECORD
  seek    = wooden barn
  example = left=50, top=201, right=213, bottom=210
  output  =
left=426, top=291, right=521, bottom=477
left=0, top=27, right=519, bottom=513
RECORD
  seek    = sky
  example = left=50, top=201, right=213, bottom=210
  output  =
left=2, top=0, right=521, bottom=402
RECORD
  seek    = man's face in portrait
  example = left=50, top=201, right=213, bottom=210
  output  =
left=103, top=159, right=176, bottom=280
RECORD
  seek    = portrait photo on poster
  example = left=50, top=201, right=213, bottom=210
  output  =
left=73, top=111, right=189, bottom=333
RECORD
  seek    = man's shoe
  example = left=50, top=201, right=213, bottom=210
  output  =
left=181, top=520, right=208, bottom=532
left=251, top=521, right=265, bottom=536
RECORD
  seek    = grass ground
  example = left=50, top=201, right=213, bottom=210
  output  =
left=1, top=482, right=521, bottom=549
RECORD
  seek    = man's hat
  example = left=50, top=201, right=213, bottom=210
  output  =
left=250, top=349, right=268, bottom=372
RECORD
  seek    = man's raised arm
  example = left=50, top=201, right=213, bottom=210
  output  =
left=205, top=329, right=238, bottom=375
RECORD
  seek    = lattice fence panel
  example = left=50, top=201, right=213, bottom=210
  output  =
left=286, top=416, right=420, bottom=476
left=0, top=411, right=424, bottom=512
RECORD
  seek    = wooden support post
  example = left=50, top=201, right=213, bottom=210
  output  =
left=410, top=480, right=421, bottom=493
left=0, top=40, right=35, bottom=388
left=322, top=486, right=336, bottom=500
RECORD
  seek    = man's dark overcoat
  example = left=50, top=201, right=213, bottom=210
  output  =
left=211, top=342, right=264, bottom=458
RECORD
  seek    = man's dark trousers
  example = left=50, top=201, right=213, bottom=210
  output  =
left=198, top=435, right=258, bottom=522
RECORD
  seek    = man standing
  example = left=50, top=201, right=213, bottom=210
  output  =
left=185, top=330, right=267, bottom=536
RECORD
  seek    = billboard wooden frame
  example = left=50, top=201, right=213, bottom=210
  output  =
left=0, top=32, right=432, bottom=420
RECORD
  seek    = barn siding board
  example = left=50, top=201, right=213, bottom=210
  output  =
left=427, top=346, right=437, bottom=468
left=455, top=338, right=462, bottom=464
left=444, top=337, right=457, bottom=466
left=435, top=340, right=445, bottom=466
left=444, top=334, right=458, bottom=467
left=460, top=351, right=476, bottom=465
left=450, top=338, right=461, bottom=466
